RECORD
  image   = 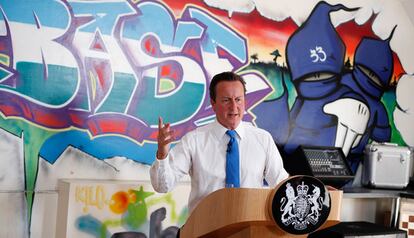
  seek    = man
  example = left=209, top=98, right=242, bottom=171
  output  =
left=150, top=71, right=288, bottom=214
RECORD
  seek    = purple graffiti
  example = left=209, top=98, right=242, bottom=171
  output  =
left=0, top=0, right=271, bottom=143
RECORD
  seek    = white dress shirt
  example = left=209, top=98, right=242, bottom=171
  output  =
left=150, top=120, right=289, bottom=213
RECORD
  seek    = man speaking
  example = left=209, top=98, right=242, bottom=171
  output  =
left=150, top=71, right=288, bottom=213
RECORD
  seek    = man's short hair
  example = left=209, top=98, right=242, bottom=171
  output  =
left=209, top=71, right=247, bottom=101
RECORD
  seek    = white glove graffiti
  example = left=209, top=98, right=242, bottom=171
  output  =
left=323, top=98, right=370, bottom=156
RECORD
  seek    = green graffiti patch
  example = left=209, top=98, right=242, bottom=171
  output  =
left=14, top=62, right=78, bottom=106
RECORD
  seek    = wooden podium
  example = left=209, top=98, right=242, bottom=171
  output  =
left=180, top=188, right=342, bottom=238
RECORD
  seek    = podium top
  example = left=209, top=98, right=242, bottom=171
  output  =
left=181, top=188, right=276, bottom=237
left=180, top=176, right=343, bottom=238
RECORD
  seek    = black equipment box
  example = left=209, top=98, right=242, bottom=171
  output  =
left=284, top=146, right=354, bottom=188
left=308, top=221, right=407, bottom=238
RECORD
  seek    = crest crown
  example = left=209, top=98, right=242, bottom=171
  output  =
left=297, top=182, right=309, bottom=196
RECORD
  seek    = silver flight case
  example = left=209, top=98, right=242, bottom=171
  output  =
left=362, top=143, right=412, bottom=189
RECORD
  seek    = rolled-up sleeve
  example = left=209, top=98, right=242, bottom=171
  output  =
left=150, top=133, right=193, bottom=193
left=150, top=156, right=174, bottom=193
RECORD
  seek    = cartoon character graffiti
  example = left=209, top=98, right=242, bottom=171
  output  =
left=340, top=27, right=395, bottom=169
left=282, top=1, right=370, bottom=158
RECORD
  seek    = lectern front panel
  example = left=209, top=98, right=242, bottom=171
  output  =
left=269, top=175, right=331, bottom=235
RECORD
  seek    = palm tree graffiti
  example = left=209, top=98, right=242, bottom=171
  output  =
left=250, top=53, right=259, bottom=63
left=270, top=49, right=281, bottom=64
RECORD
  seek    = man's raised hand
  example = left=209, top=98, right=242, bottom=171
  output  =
left=156, top=117, right=175, bottom=160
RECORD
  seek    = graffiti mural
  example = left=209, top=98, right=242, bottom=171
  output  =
left=56, top=180, right=189, bottom=238
left=0, top=0, right=413, bottom=237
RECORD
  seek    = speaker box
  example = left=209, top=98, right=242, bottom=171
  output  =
left=308, top=222, right=407, bottom=238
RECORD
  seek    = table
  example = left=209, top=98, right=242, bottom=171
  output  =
left=342, top=187, right=414, bottom=228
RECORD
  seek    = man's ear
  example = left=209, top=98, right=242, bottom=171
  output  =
left=210, top=99, right=216, bottom=111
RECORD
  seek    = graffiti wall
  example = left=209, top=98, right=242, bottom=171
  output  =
left=0, top=0, right=413, bottom=237
left=55, top=180, right=189, bottom=238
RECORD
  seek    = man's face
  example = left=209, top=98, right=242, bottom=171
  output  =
left=211, top=80, right=245, bottom=130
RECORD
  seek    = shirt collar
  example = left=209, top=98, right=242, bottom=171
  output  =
left=211, top=120, right=245, bottom=141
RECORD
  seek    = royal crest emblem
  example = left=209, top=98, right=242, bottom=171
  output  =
left=280, top=181, right=324, bottom=230
left=270, top=176, right=330, bottom=235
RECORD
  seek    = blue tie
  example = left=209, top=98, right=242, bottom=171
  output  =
left=226, top=130, right=240, bottom=188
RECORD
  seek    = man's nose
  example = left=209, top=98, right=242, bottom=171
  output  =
left=229, top=99, right=238, bottom=108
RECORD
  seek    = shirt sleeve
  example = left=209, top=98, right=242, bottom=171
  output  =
left=263, top=132, right=289, bottom=187
left=150, top=133, right=193, bottom=193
